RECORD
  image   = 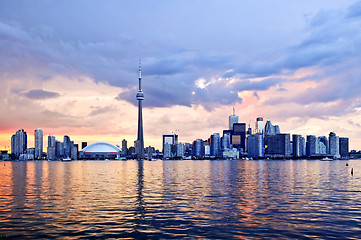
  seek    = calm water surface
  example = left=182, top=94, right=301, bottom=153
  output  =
left=1, top=159, right=361, bottom=239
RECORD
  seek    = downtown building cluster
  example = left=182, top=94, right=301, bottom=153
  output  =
left=161, top=112, right=350, bottom=160
left=8, top=128, right=80, bottom=161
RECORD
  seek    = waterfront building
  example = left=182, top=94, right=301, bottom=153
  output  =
left=221, top=133, right=231, bottom=149
left=256, top=117, right=264, bottom=134
left=204, top=144, right=210, bottom=157
left=128, top=146, right=135, bottom=156
left=318, top=141, right=327, bottom=155
left=11, top=135, right=15, bottom=158
left=318, top=136, right=329, bottom=155
left=121, top=139, right=128, bottom=156
left=300, top=136, right=306, bottom=156
left=162, top=134, right=178, bottom=155
left=229, top=108, right=239, bottom=130
left=184, top=143, right=192, bottom=157
left=247, top=133, right=264, bottom=159
left=79, top=142, right=121, bottom=159
left=71, top=144, right=78, bottom=160
left=210, top=133, right=220, bottom=157
left=63, top=136, right=71, bottom=158
left=339, top=137, right=349, bottom=158
left=221, top=148, right=239, bottom=159
left=232, top=123, right=246, bottom=151
left=146, top=146, right=155, bottom=159
left=136, top=62, right=145, bottom=159
left=55, top=140, right=63, bottom=158
left=163, top=143, right=172, bottom=159
left=329, top=132, right=340, bottom=158
left=192, top=139, right=204, bottom=158
left=292, top=134, right=302, bottom=158
left=47, top=135, right=56, bottom=160
left=12, top=129, right=27, bottom=158
left=34, top=128, right=43, bottom=159
left=81, top=142, right=87, bottom=150
left=306, top=135, right=318, bottom=157
left=265, top=133, right=291, bottom=158
left=176, top=142, right=185, bottom=158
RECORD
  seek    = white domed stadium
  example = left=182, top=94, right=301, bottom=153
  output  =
left=79, top=142, right=121, bottom=159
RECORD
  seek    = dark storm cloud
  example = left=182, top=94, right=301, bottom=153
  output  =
left=24, top=89, right=60, bottom=100
left=1, top=0, right=361, bottom=111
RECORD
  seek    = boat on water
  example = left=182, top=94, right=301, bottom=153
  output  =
left=61, top=157, right=72, bottom=161
left=320, top=157, right=333, bottom=161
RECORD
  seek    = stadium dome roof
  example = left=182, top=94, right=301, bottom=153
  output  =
left=81, top=142, right=121, bottom=153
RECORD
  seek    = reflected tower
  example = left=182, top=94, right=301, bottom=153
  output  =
left=136, top=61, right=145, bottom=159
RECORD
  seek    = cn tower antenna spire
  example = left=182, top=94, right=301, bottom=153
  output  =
left=136, top=59, right=145, bottom=159
left=233, top=107, right=235, bottom=115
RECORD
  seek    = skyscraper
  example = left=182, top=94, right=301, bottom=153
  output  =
left=12, top=129, right=27, bottom=158
left=264, top=118, right=275, bottom=135
left=339, top=137, right=349, bottom=158
left=122, top=139, right=128, bottom=156
left=47, top=135, right=56, bottom=160
left=192, top=139, right=204, bottom=157
left=329, top=132, right=340, bottom=158
left=232, top=123, right=246, bottom=151
left=136, top=62, right=145, bottom=159
left=229, top=107, right=239, bottom=130
left=210, top=133, right=220, bottom=157
left=292, top=134, right=302, bottom=158
left=35, top=128, right=43, bottom=159
left=306, top=135, right=318, bottom=157
left=265, top=133, right=291, bottom=158
left=162, top=134, right=178, bottom=158
left=63, top=135, right=71, bottom=158
left=256, top=117, right=264, bottom=134
left=247, top=133, right=264, bottom=159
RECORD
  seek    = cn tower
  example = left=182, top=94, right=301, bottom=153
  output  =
left=136, top=61, right=145, bottom=159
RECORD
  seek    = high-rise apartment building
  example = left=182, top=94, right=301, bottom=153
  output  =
left=162, top=134, right=178, bottom=158
left=247, top=133, right=264, bottom=159
left=306, top=135, right=318, bottom=157
left=122, top=139, right=128, bottom=156
left=292, top=134, right=302, bottom=158
left=192, top=139, right=203, bottom=157
left=47, top=135, right=56, bottom=160
left=210, top=133, right=220, bottom=157
left=339, top=137, right=349, bottom=158
left=221, top=133, right=231, bottom=149
left=318, top=136, right=329, bottom=155
left=329, top=132, right=340, bottom=158
left=12, top=129, right=27, bottom=158
left=63, top=135, right=71, bottom=158
left=34, top=128, right=43, bottom=159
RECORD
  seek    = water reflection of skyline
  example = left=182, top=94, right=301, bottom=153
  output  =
left=0, top=160, right=361, bottom=239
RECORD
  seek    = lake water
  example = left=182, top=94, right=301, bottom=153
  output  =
left=0, top=159, right=361, bottom=239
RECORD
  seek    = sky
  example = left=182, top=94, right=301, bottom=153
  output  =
left=1, top=0, right=361, bottom=151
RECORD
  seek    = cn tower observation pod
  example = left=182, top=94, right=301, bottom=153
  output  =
left=79, top=142, right=121, bottom=160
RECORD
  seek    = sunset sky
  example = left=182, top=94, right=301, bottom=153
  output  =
left=1, top=0, right=361, bottom=151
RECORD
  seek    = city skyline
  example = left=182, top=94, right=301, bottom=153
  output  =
left=1, top=1, right=361, bottom=150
